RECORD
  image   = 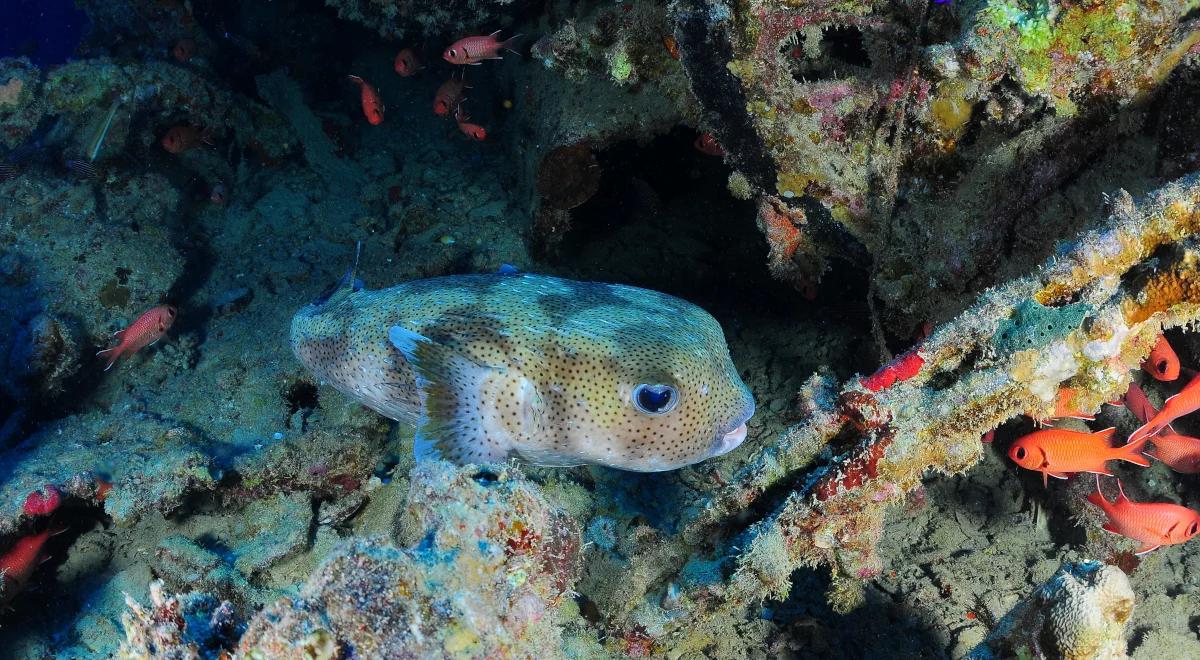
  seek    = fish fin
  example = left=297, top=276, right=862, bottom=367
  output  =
left=514, top=445, right=585, bottom=468
left=347, top=74, right=363, bottom=85
left=98, top=345, right=123, bottom=371
left=389, top=325, right=538, bottom=465
left=1086, top=468, right=1114, bottom=477
left=499, top=34, right=523, bottom=54
left=1086, top=474, right=1110, bottom=510
left=489, top=29, right=502, bottom=37
left=1101, top=522, right=1121, bottom=535
left=1134, top=544, right=1161, bottom=556
left=1046, top=471, right=1069, bottom=480
left=1115, top=478, right=1131, bottom=503
left=1116, top=432, right=1152, bottom=467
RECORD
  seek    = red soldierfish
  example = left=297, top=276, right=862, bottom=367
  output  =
left=434, top=78, right=468, bottom=116
left=443, top=31, right=521, bottom=65
left=1007, top=427, right=1150, bottom=487
left=98, top=304, right=177, bottom=371
left=1142, top=334, right=1180, bottom=381
left=348, top=75, right=385, bottom=125
left=454, top=105, right=486, bottom=141
left=694, top=133, right=724, bottom=156
left=0, top=529, right=56, bottom=609
left=1130, top=371, right=1200, bottom=442
left=161, top=125, right=213, bottom=153
left=394, top=48, right=422, bottom=76
left=1122, top=380, right=1159, bottom=425
left=1148, top=432, right=1200, bottom=473
left=1087, top=475, right=1200, bottom=555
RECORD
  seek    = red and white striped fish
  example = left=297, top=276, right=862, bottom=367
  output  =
left=443, top=31, right=521, bottom=65
left=98, top=304, right=177, bottom=371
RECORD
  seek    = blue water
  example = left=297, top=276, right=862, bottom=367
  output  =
left=0, top=0, right=88, bottom=66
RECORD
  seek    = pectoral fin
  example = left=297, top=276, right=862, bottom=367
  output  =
left=389, top=325, right=540, bottom=465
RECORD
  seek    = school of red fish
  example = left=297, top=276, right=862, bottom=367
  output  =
left=1006, top=333, right=1200, bottom=555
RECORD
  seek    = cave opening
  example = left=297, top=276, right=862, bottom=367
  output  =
left=536, top=127, right=878, bottom=379
left=781, top=24, right=872, bottom=83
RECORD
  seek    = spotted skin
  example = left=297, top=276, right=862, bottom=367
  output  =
left=291, top=273, right=755, bottom=471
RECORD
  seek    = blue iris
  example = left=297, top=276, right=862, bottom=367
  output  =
left=634, top=384, right=678, bottom=414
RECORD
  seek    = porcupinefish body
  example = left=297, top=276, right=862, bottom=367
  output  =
left=290, top=272, right=755, bottom=471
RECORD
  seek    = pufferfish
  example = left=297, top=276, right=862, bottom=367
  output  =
left=290, top=269, right=755, bottom=471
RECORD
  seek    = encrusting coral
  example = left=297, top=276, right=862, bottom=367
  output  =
left=662, top=173, right=1200, bottom=620
left=968, top=561, right=1135, bottom=659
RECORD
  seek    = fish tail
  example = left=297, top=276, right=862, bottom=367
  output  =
left=1117, top=432, right=1152, bottom=467
left=98, top=345, right=123, bottom=371
left=499, top=34, right=523, bottom=54
left=1085, top=473, right=1109, bottom=510
left=347, top=74, right=363, bottom=85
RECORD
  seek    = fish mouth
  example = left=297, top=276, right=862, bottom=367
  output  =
left=709, top=423, right=748, bottom=457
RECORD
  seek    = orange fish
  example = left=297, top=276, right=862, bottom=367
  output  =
left=443, top=31, right=521, bottom=65
left=1007, top=427, right=1149, bottom=486
left=97, top=304, right=177, bottom=371
left=661, top=34, right=680, bottom=60
left=1142, top=334, right=1180, bottom=382
left=0, top=529, right=56, bottom=609
left=1121, top=380, right=1158, bottom=425
left=1130, top=371, right=1200, bottom=442
left=1051, top=387, right=1096, bottom=422
left=1148, top=432, right=1200, bottom=473
left=1087, top=475, right=1200, bottom=555
left=161, top=125, right=212, bottom=153
left=454, top=105, right=487, bottom=141
left=434, top=78, right=468, bottom=116
left=394, top=48, right=422, bottom=76
left=694, top=133, right=724, bottom=156
left=347, top=75, right=385, bottom=125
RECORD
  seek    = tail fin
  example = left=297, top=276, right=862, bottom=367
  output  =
left=499, top=34, right=523, bottom=54
left=97, top=345, right=122, bottom=371
left=1117, top=432, right=1152, bottom=467
left=1085, top=473, right=1109, bottom=510
left=347, top=74, right=363, bottom=86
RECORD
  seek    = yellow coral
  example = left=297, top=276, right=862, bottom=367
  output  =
left=1123, top=267, right=1200, bottom=324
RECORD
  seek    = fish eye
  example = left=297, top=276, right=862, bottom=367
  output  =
left=1191, top=522, right=1198, bottom=536
left=1158, top=360, right=1169, bottom=373
left=450, top=49, right=457, bottom=58
left=1014, top=446, right=1026, bottom=460
left=633, top=384, right=678, bottom=415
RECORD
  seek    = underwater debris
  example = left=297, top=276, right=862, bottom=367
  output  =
left=671, top=173, right=1200, bottom=615
left=968, top=561, right=1134, bottom=660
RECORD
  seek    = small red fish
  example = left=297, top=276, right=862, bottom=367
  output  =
left=1007, top=427, right=1149, bottom=487
left=1050, top=387, right=1096, bottom=422
left=1087, top=475, right=1200, bottom=555
left=454, top=105, right=487, bottom=141
left=172, top=38, right=196, bottom=63
left=394, top=48, right=422, bottom=76
left=97, top=304, right=177, bottom=371
left=443, top=31, right=521, bottom=65
left=661, top=34, right=680, bottom=60
left=1142, top=334, right=1180, bottom=381
left=694, top=132, right=724, bottom=156
left=434, top=78, right=468, bottom=116
left=347, top=75, right=385, bottom=125
left=1130, top=371, right=1200, bottom=442
left=161, top=125, right=213, bottom=154
left=0, top=529, right=56, bottom=609
left=1148, top=432, right=1200, bottom=473
left=1122, top=380, right=1159, bottom=425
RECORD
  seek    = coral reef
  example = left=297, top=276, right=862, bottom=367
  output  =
left=237, top=461, right=587, bottom=657
left=117, top=580, right=237, bottom=660
left=668, top=173, right=1200, bottom=620
left=671, top=0, right=1200, bottom=323
left=322, top=0, right=519, bottom=41
left=969, top=561, right=1135, bottom=659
